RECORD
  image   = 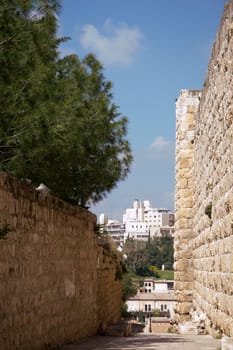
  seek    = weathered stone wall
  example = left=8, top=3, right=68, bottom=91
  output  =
left=97, top=245, right=122, bottom=333
left=174, top=90, right=200, bottom=324
left=0, top=172, right=122, bottom=350
left=193, top=0, right=233, bottom=339
left=175, top=0, right=233, bottom=345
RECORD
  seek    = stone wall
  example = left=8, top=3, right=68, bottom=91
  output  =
left=97, top=245, right=122, bottom=333
left=0, top=172, right=122, bottom=350
left=193, top=0, right=233, bottom=339
left=174, top=90, right=200, bottom=324
left=175, top=0, right=233, bottom=345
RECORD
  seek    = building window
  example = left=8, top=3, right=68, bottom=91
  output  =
left=145, top=304, right=151, bottom=312
left=161, top=305, right=164, bottom=311
left=168, top=282, right=174, bottom=290
left=164, top=304, right=167, bottom=310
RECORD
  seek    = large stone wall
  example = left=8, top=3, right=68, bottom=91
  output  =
left=0, top=172, right=122, bottom=350
left=174, top=89, right=200, bottom=324
left=175, top=0, right=233, bottom=346
left=97, top=245, right=122, bottom=333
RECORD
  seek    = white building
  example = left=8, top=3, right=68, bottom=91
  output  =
left=103, top=220, right=125, bottom=246
left=126, top=278, right=175, bottom=319
left=99, top=200, right=174, bottom=245
left=123, top=200, right=174, bottom=242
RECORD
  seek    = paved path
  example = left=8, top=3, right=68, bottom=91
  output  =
left=59, top=333, right=221, bottom=350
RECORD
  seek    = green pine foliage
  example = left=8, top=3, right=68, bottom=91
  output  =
left=0, top=0, right=61, bottom=170
left=0, top=0, right=132, bottom=207
left=122, top=273, right=138, bottom=302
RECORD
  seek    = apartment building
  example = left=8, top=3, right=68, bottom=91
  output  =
left=99, top=199, right=174, bottom=245
left=123, top=200, right=174, bottom=241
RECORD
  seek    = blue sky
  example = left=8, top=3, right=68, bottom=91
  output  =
left=59, top=0, right=226, bottom=221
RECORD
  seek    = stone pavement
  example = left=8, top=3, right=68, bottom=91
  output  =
left=59, top=333, right=221, bottom=350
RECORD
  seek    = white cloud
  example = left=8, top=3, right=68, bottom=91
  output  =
left=147, top=136, right=174, bottom=162
left=149, top=136, right=170, bottom=150
left=79, top=20, right=144, bottom=66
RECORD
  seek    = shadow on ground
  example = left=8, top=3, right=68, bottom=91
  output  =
left=59, top=334, right=192, bottom=350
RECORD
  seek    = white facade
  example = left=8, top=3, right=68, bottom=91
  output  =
left=102, top=219, right=125, bottom=246
left=99, top=200, right=174, bottom=244
left=142, top=279, right=174, bottom=293
left=123, top=200, right=174, bottom=242
left=127, top=278, right=175, bottom=319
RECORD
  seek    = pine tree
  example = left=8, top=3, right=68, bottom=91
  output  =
left=0, top=0, right=132, bottom=207
left=0, top=0, right=61, bottom=170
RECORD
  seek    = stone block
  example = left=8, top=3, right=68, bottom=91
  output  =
left=179, top=158, right=192, bottom=169
left=222, top=336, right=233, bottom=350
left=177, top=302, right=193, bottom=315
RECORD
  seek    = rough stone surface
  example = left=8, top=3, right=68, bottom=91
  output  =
left=105, top=321, right=132, bottom=337
left=175, top=0, right=233, bottom=347
left=175, top=89, right=201, bottom=324
left=0, top=172, right=122, bottom=350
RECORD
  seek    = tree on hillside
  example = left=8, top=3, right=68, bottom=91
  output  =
left=122, top=273, right=138, bottom=302
left=145, top=236, right=174, bottom=271
left=158, top=235, right=174, bottom=270
left=148, top=265, right=159, bottom=277
left=123, top=236, right=174, bottom=276
left=0, top=0, right=132, bottom=207
left=123, top=239, right=148, bottom=275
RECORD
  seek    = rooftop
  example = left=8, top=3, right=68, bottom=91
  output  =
left=128, top=292, right=175, bottom=301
